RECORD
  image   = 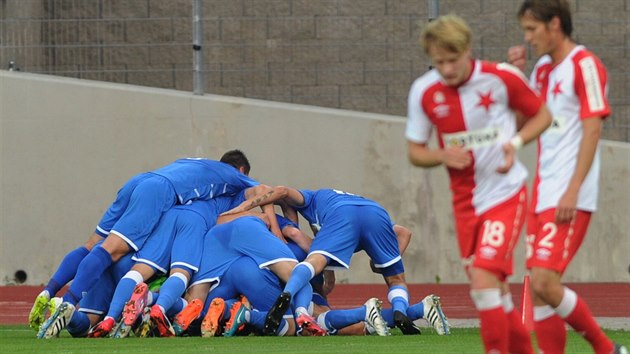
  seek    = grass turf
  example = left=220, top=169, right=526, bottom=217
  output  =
left=1, top=325, right=628, bottom=353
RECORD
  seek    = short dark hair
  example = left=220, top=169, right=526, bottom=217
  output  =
left=518, top=0, right=573, bottom=37
left=220, top=149, right=251, bottom=175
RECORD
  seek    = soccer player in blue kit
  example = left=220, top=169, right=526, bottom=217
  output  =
left=37, top=150, right=267, bottom=338
left=225, top=186, right=440, bottom=336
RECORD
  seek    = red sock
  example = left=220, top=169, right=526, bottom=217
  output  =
left=563, top=297, right=613, bottom=354
left=534, top=312, right=566, bottom=354
left=479, top=307, right=509, bottom=353
left=505, top=309, right=534, bottom=354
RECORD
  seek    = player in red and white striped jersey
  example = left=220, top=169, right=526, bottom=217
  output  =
left=509, top=1, right=626, bottom=353
left=406, top=14, right=552, bottom=354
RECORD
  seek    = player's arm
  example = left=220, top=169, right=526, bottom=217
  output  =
left=278, top=200, right=300, bottom=226
left=216, top=210, right=267, bottom=225
left=407, top=141, right=471, bottom=170
left=406, top=80, right=470, bottom=170
left=496, top=105, right=552, bottom=173
left=393, top=224, right=412, bottom=255
left=282, top=225, right=312, bottom=253
left=222, top=185, right=305, bottom=215
left=556, top=117, right=602, bottom=223
left=497, top=104, right=552, bottom=173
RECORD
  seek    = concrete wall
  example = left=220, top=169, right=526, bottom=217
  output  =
left=1, top=0, right=628, bottom=141
left=1, top=70, right=629, bottom=286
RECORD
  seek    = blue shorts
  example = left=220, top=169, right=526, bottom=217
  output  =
left=105, top=174, right=177, bottom=251
left=310, top=205, right=402, bottom=274
left=206, top=256, right=291, bottom=317
left=96, top=173, right=153, bottom=237
left=169, top=208, right=213, bottom=275
left=78, top=268, right=116, bottom=316
left=191, top=216, right=297, bottom=288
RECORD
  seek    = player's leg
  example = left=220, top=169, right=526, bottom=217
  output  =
left=264, top=254, right=327, bottom=335
left=90, top=263, right=155, bottom=338
left=317, top=297, right=389, bottom=336
left=224, top=257, right=296, bottom=337
left=29, top=233, right=103, bottom=331
left=529, top=209, right=615, bottom=353
left=359, top=205, right=417, bottom=335
left=466, top=187, right=528, bottom=353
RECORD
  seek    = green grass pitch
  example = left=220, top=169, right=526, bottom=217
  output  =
left=1, top=325, right=628, bottom=353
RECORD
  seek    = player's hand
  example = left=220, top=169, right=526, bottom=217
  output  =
left=507, top=45, right=527, bottom=72
left=496, top=142, right=516, bottom=174
left=322, top=270, right=336, bottom=296
left=442, top=147, right=472, bottom=170
left=556, top=188, right=578, bottom=223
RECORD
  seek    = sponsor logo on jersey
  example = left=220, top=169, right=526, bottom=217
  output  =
left=442, top=126, right=502, bottom=150
left=542, top=115, right=567, bottom=135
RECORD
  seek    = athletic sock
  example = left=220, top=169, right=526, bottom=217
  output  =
left=292, top=283, right=314, bottom=312
left=556, top=287, right=613, bottom=354
left=406, top=301, right=425, bottom=320
left=63, top=245, right=113, bottom=304
left=66, top=310, right=91, bottom=337
left=166, top=298, right=187, bottom=317
left=503, top=293, right=534, bottom=354
left=534, top=305, right=566, bottom=354
left=106, top=270, right=143, bottom=319
left=45, top=246, right=90, bottom=296
left=471, top=288, right=508, bottom=354
left=284, top=262, right=314, bottom=296
left=156, top=273, right=188, bottom=312
left=249, top=309, right=267, bottom=329
left=318, top=306, right=365, bottom=332
left=387, top=285, right=409, bottom=314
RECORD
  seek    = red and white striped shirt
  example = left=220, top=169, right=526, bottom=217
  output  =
left=406, top=60, right=543, bottom=215
left=529, top=45, right=610, bottom=213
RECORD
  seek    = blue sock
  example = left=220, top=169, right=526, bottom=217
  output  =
left=106, top=276, right=139, bottom=319
left=292, top=283, right=313, bottom=312
left=284, top=262, right=314, bottom=296
left=249, top=309, right=266, bottom=329
left=406, top=301, right=424, bottom=320
left=380, top=308, right=395, bottom=328
left=380, top=302, right=425, bottom=329
left=63, top=246, right=113, bottom=304
left=156, top=275, right=187, bottom=312
left=45, top=246, right=90, bottom=295
left=66, top=310, right=91, bottom=337
left=166, top=298, right=186, bottom=317
left=148, top=291, right=158, bottom=306
left=110, top=253, right=135, bottom=281
left=387, top=285, right=409, bottom=315
left=322, top=306, right=365, bottom=331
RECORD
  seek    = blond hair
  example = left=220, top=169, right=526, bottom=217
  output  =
left=420, top=14, right=472, bottom=55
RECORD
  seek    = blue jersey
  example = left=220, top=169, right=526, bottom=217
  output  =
left=151, top=158, right=259, bottom=204
left=296, top=189, right=381, bottom=229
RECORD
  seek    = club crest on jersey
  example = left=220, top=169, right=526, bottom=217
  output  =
left=442, top=126, right=502, bottom=150
left=476, top=91, right=496, bottom=112
left=434, top=91, right=445, bottom=103
left=432, top=91, right=450, bottom=118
